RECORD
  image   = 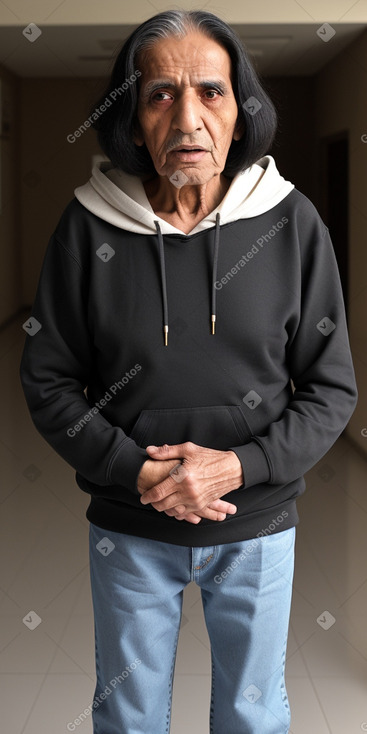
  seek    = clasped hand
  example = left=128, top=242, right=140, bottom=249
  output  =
left=137, top=442, right=244, bottom=524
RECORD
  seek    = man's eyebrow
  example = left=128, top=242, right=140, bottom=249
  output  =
left=141, top=79, right=229, bottom=100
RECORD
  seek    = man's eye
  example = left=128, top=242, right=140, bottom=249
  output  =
left=151, top=89, right=221, bottom=101
left=152, top=92, right=171, bottom=101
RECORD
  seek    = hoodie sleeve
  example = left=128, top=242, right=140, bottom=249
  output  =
left=19, top=231, right=148, bottom=496
left=229, top=223, right=358, bottom=489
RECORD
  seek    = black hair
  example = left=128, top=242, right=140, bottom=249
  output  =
left=89, top=8, right=278, bottom=177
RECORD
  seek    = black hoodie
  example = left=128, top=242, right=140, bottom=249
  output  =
left=19, top=156, right=358, bottom=546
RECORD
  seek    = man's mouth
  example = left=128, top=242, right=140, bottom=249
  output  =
left=171, top=145, right=207, bottom=152
left=170, top=146, right=208, bottom=160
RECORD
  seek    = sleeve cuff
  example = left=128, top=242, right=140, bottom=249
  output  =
left=109, top=438, right=149, bottom=495
left=229, top=439, right=271, bottom=488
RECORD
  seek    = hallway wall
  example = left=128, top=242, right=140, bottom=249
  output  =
left=0, top=63, right=21, bottom=328
left=266, top=75, right=317, bottom=202
left=19, top=77, right=104, bottom=305
left=313, top=28, right=367, bottom=455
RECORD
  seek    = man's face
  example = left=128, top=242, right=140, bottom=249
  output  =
left=134, top=31, right=243, bottom=185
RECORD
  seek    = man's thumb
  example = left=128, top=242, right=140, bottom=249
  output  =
left=146, top=443, right=180, bottom=459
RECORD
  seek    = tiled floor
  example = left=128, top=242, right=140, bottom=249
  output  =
left=1, top=312, right=367, bottom=734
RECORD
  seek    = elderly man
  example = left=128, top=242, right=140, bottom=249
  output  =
left=20, top=9, right=357, bottom=734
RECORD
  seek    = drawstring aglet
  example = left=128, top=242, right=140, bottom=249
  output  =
left=211, top=315, right=216, bottom=335
left=164, top=324, right=168, bottom=346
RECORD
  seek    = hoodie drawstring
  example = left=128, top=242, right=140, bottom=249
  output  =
left=154, top=212, right=221, bottom=346
left=211, top=212, right=220, bottom=334
left=154, top=220, right=169, bottom=346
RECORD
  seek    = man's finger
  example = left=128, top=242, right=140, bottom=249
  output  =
left=207, top=500, right=237, bottom=515
left=152, top=501, right=187, bottom=514
left=139, top=476, right=177, bottom=504
left=145, top=442, right=192, bottom=460
left=175, top=513, right=201, bottom=524
left=182, top=508, right=227, bottom=522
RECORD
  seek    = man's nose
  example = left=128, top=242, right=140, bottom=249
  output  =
left=171, top=90, right=203, bottom=133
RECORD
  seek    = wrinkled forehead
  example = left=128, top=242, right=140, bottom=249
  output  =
left=136, top=32, right=234, bottom=91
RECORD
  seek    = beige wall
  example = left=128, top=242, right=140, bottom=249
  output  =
left=0, top=63, right=21, bottom=328
left=0, top=0, right=366, bottom=24
left=20, top=77, right=105, bottom=305
left=313, top=28, right=367, bottom=454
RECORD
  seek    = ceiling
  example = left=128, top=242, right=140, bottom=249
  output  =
left=0, top=22, right=365, bottom=78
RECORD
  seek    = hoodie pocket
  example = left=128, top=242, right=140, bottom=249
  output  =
left=129, top=405, right=252, bottom=451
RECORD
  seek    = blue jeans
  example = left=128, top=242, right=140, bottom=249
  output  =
left=88, top=523, right=295, bottom=734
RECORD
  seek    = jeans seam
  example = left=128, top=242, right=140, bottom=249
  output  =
left=209, top=655, right=215, bottom=734
left=93, top=622, right=101, bottom=734
left=165, top=622, right=181, bottom=733
left=279, top=631, right=291, bottom=732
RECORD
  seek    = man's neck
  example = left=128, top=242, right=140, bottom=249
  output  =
left=143, top=173, right=232, bottom=234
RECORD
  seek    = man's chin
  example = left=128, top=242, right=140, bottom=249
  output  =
left=166, top=166, right=218, bottom=187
